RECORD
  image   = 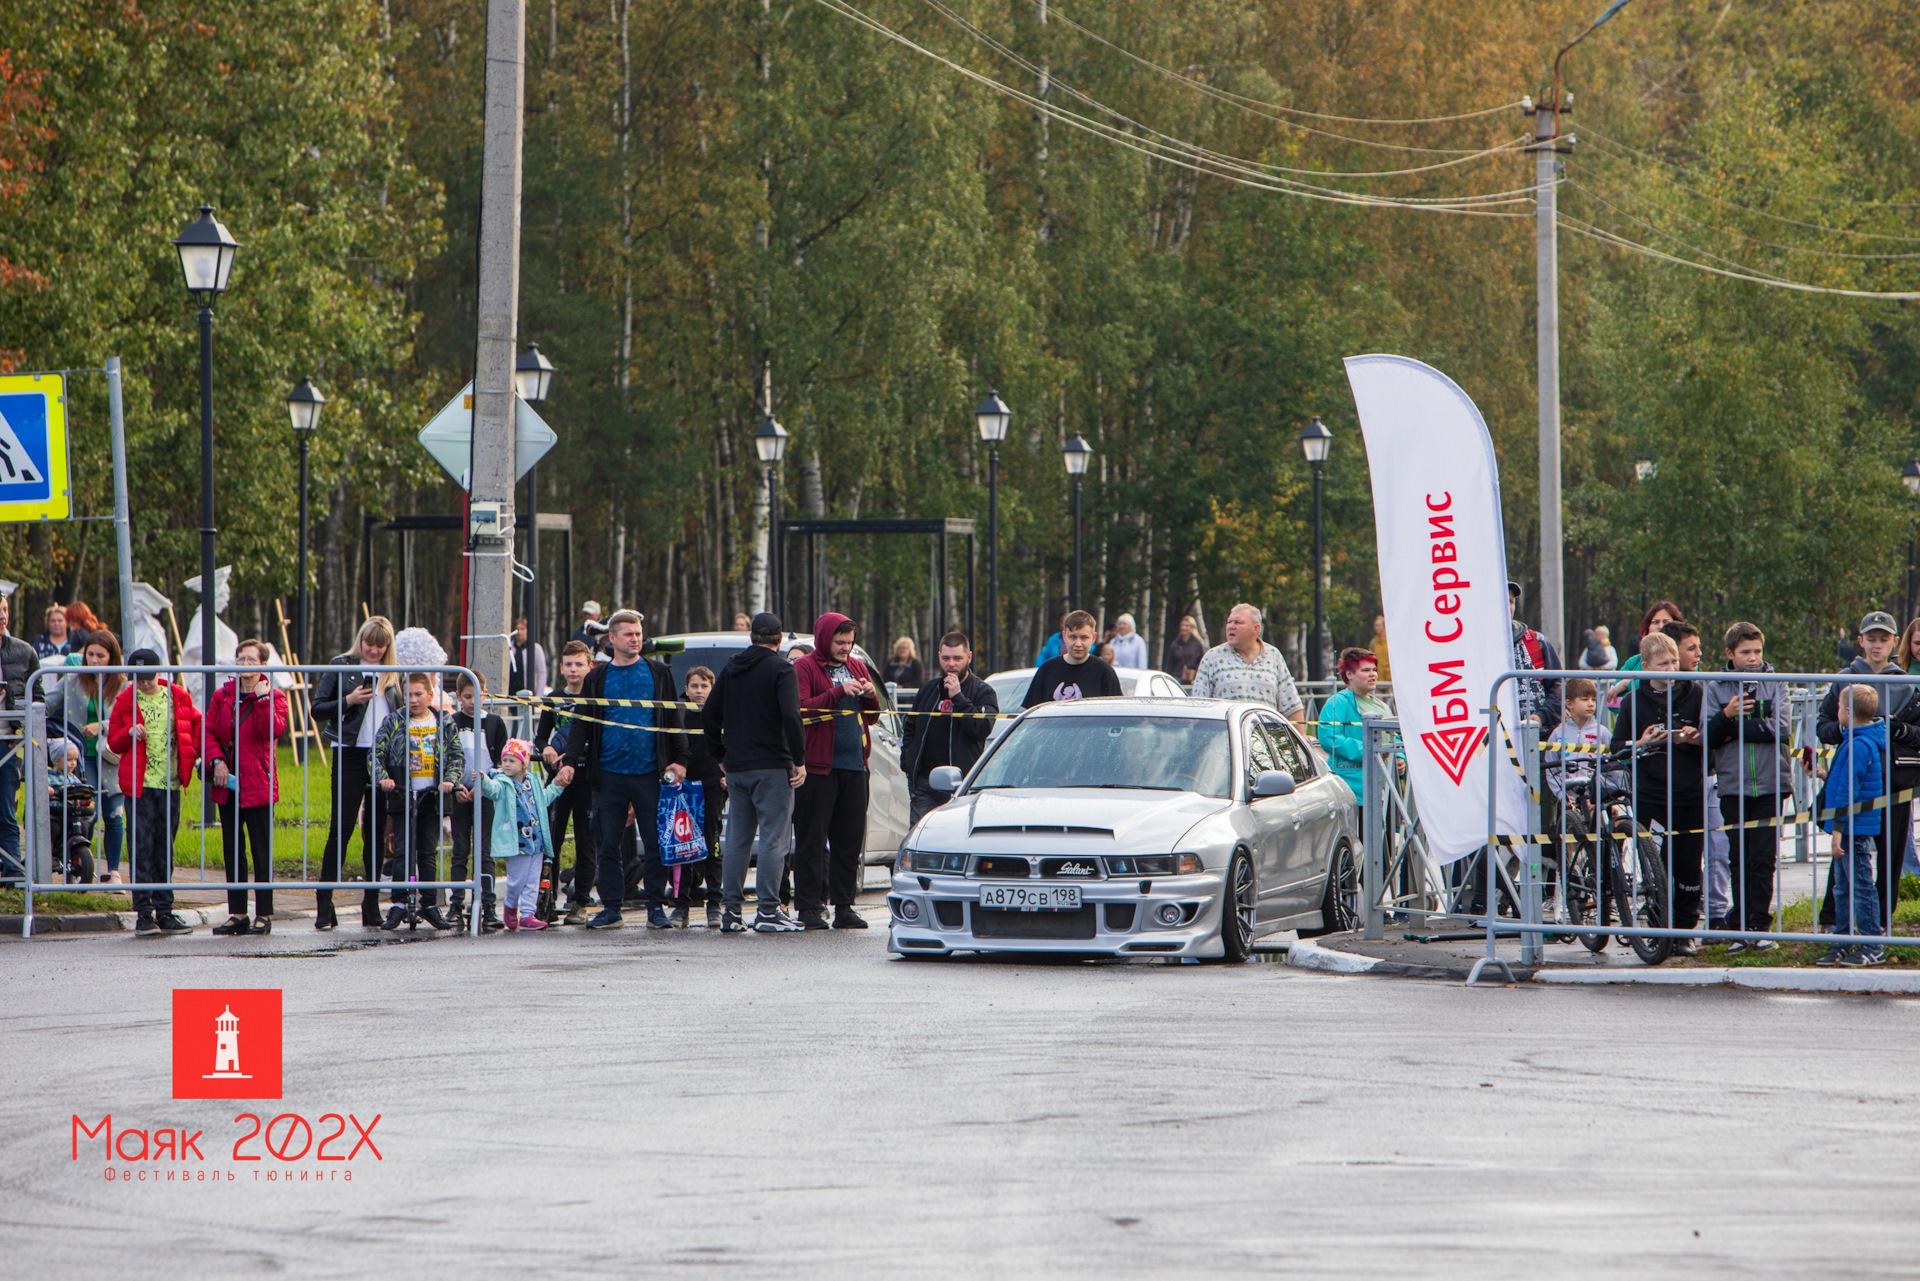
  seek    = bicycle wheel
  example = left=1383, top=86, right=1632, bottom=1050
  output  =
left=1558, top=811, right=1608, bottom=952
left=1611, top=824, right=1673, bottom=966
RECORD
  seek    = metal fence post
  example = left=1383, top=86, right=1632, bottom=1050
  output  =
left=1519, top=717, right=1544, bottom=965
left=1362, top=715, right=1385, bottom=939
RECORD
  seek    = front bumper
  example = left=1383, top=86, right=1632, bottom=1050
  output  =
left=885, top=870, right=1227, bottom=958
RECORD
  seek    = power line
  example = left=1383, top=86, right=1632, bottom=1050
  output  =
left=1050, top=5, right=1521, bottom=128
left=920, top=0, right=1526, bottom=180
left=1581, top=133, right=1920, bottom=243
left=813, top=0, right=1532, bottom=218
left=1569, top=177, right=1920, bottom=262
left=1578, top=122, right=1920, bottom=210
left=1561, top=214, right=1920, bottom=300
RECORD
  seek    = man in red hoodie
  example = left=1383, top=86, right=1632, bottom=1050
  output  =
left=792, top=612, right=881, bottom=930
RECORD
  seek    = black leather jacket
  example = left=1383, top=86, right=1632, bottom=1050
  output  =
left=312, top=652, right=386, bottom=749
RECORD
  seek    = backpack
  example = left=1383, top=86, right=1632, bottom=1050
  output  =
left=1520, top=628, right=1549, bottom=671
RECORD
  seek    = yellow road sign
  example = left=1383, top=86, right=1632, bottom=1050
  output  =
left=0, top=373, right=69, bottom=522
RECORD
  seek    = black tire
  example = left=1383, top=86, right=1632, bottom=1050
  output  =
left=66, top=844, right=95, bottom=885
left=1300, top=843, right=1358, bottom=938
left=1612, top=826, right=1672, bottom=966
left=1557, top=812, right=1607, bottom=952
left=1218, top=850, right=1256, bottom=962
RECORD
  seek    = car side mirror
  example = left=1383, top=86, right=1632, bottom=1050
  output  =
left=1253, top=769, right=1296, bottom=798
left=929, top=765, right=964, bottom=793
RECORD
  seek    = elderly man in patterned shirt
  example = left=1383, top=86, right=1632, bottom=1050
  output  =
left=1189, top=603, right=1305, bottom=725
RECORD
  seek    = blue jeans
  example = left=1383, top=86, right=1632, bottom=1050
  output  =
left=0, top=745, right=21, bottom=868
left=1832, top=834, right=1881, bottom=938
left=591, top=771, right=666, bottom=913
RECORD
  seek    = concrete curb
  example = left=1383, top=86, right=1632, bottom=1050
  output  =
left=1285, top=938, right=1535, bottom=983
left=1288, top=937, right=1920, bottom=994
left=1, top=906, right=315, bottom=936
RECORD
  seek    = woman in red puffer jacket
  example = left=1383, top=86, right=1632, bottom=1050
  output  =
left=203, top=639, right=290, bottom=935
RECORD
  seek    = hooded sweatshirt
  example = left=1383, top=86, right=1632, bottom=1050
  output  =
left=795, top=612, right=881, bottom=776
left=1823, top=717, right=1886, bottom=837
left=702, top=641, right=806, bottom=774
left=1702, top=663, right=1795, bottom=798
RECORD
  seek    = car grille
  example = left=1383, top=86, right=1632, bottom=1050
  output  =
left=1039, top=857, right=1103, bottom=880
left=972, top=855, right=1031, bottom=880
left=972, top=905, right=1097, bottom=941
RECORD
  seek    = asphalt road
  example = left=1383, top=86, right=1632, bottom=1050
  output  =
left=3, top=918, right=1918, bottom=1278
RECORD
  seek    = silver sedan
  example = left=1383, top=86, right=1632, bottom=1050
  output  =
left=887, top=697, right=1360, bottom=961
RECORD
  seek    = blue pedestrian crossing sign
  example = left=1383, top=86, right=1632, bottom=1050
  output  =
left=0, top=373, right=69, bottom=522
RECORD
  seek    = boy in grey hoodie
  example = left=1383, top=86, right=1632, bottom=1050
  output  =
left=1703, top=622, right=1795, bottom=949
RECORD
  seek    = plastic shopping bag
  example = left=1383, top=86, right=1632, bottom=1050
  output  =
left=658, top=780, right=708, bottom=866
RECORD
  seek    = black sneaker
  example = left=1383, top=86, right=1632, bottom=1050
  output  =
left=833, top=907, right=869, bottom=930
left=754, top=909, right=803, bottom=933
left=721, top=909, right=747, bottom=933
left=584, top=908, right=624, bottom=930
left=1844, top=945, right=1888, bottom=968
left=671, top=908, right=690, bottom=929
left=1672, top=938, right=1701, bottom=958
left=706, top=904, right=722, bottom=929
left=381, top=907, right=406, bottom=932
left=134, top=911, right=160, bottom=937
left=420, top=906, right=453, bottom=931
left=156, top=912, right=193, bottom=934
left=1817, top=945, right=1850, bottom=967
left=647, top=907, right=674, bottom=930
left=798, top=908, right=832, bottom=931
left=480, top=912, right=505, bottom=934
left=212, top=915, right=251, bottom=936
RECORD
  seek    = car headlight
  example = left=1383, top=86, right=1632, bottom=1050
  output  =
left=898, top=850, right=966, bottom=874
left=1116, top=853, right=1204, bottom=876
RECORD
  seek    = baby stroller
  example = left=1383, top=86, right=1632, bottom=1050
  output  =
left=50, top=781, right=98, bottom=884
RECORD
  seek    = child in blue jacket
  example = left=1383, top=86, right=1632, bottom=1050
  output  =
left=1820, top=684, right=1886, bottom=967
left=480, top=739, right=559, bottom=932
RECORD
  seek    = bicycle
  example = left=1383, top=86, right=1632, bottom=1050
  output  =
left=1544, top=744, right=1673, bottom=966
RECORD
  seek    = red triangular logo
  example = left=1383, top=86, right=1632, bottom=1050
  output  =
left=1420, top=725, right=1487, bottom=786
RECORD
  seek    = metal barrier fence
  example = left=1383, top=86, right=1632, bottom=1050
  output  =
left=14, top=663, right=486, bottom=940
left=1465, top=666, right=1915, bottom=984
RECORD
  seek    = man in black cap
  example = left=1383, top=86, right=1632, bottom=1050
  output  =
left=702, top=612, right=807, bottom=933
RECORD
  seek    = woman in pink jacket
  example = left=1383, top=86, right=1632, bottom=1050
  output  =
left=204, top=639, right=290, bottom=936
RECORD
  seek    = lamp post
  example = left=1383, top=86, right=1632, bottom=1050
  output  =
left=974, top=392, right=1011, bottom=671
left=285, top=378, right=325, bottom=664
left=1299, top=416, right=1333, bottom=682
left=1903, top=461, right=1920, bottom=626
left=514, top=343, right=556, bottom=667
left=754, top=415, right=789, bottom=618
left=172, top=205, right=239, bottom=674
left=1061, top=434, right=1093, bottom=608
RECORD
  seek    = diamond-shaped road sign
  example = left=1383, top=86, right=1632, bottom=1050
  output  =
left=416, top=381, right=558, bottom=490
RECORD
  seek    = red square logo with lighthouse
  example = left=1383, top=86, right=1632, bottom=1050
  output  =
left=172, top=989, right=282, bottom=1099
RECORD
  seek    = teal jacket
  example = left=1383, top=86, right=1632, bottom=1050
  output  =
left=478, top=769, right=559, bottom=862
left=1317, top=687, right=1395, bottom=802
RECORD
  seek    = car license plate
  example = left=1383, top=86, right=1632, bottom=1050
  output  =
left=978, top=884, right=1081, bottom=911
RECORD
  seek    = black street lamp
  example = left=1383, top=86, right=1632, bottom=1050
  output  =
left=1903, top=460, right=1920, bottom=625
left=172, top=205, right=239, bottom=674
left=285, top=377, right=325, bottom=664
left=754, top=414, right=789, bottom=618
left=1299, top=416, right=1333, bottom=682
left=974, top=391, right=1011, bottom=671
left=515, top=342, right=556, bottom=671
left=1061, top=433, right=1093, bottom=608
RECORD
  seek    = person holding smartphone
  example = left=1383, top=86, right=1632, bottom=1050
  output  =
left=1608, top=630, right=1709, bottom=954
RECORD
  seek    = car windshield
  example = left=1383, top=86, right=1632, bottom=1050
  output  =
left=970, top=715, right=1231, bottom=798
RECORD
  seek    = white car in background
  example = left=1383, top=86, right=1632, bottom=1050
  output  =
left=654, top=632, right=911, bottom=863
left=887, top=697, right=1359, bottom=961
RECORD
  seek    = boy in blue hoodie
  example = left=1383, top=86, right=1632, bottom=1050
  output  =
left=1820, top=683, right=1886, bottom=967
